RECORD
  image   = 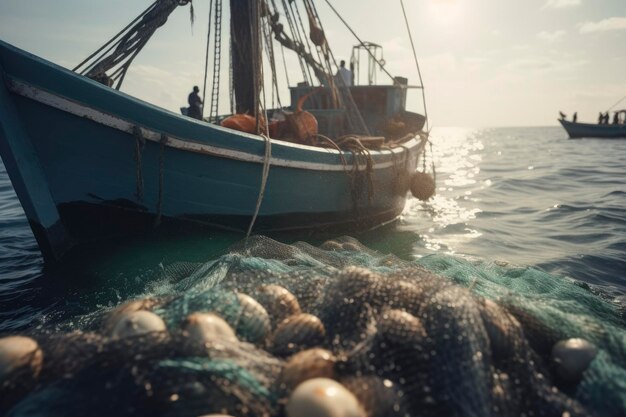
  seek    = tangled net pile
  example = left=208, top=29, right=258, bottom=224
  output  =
left=1, top=236, right=625, bottom=417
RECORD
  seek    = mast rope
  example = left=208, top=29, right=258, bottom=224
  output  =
left=201, top=0, right=214, bottom=119
left=74, top=0, right=194, bottom=89
left=289, top=0, right=319, bottom=86
left=400, top=0, right=429, bottom=132
left=208, top=0, right=223, bottom=122
left=280, top=0, right=313, bottom=86
left=321, top=0, right=397, bottom=84
left=279, top=44, right=291, bottom=88
left=305, top=0, right=370, bottom=136
left=261, top=15, right=282, bottom=108
left=607, top=94, right=626, bottom=112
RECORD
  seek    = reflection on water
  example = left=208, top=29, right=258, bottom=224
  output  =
left=400, top=127, right=485, bottom=255
left=401, top=126, right=626, bottom=295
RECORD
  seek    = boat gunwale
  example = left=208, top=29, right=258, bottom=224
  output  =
left=4, top=74, right=425, bottom=172
left=0, top=40, right=426, bottom=173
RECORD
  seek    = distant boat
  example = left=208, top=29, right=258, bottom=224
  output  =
left=559, top=118, right=626, bottom=139
left=0, top=0, right=432, bottom=263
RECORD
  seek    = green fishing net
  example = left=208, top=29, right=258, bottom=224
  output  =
left=1, top=236, right=624, bottom=417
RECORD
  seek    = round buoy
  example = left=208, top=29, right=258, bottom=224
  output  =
left=410, top=172, right=435, bottom=201
left=271, top=313, right=326, bottom=357
left=103, top=298, right=160, bottom=333
left=286, top=378, right=365, bottom=417
left=0, top=336, right=43, bottom=381
left=236, top=293, right=271, bottom=343
left=279, top=348, right=337, bottom=391
left=551, top=338, right=598, bottom=384
left=255, top=285, right=302, bottom=329
left=110, top=310, right=167, bottom=339
left=183, top=312, right=238, bottom=345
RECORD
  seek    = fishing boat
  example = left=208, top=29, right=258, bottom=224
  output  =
left=559, top=118, right=626, bottom=139
left=0, top=0, right=433, bottom=263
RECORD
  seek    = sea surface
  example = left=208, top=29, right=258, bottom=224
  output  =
left=0, top=126, right=625, bottom=332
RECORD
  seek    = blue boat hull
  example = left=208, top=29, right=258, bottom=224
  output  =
left=0, top=41, right=426, bottom=262
left=559, top=119, right=626, bottom=139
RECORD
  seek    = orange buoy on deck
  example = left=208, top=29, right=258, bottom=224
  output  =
left=220, top=114, right=261, bottom=134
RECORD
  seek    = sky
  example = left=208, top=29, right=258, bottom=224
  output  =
left=0, top=0, right=625, bottom=127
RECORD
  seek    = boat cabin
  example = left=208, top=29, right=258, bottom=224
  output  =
left=289, top=80, right=425, bottom=139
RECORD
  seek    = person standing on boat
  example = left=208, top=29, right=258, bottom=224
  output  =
left=335, top=60, right=353, bottom=87
left=572, top=112, right=577, bottom=123
left=612, top=112, right=620, bottom=124
left=188, top=86, right=203, bottom=120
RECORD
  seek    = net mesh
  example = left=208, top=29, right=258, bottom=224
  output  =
left=1, top=235, right=625, bottom=417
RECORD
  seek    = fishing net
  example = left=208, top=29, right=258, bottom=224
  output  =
left=1, top=235, right=625, bottom=417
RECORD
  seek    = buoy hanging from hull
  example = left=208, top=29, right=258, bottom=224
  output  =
left=410, top=171, right=435, bottom=201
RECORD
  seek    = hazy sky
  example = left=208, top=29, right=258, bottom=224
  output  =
left=0, top=0, right=624, bottom=127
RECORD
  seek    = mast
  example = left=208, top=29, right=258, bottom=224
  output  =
left=230, top=0, right=262, bottom=116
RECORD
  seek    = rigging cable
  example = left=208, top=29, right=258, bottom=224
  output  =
left=201, top=0, right=214, bottom=119
left=307, top=0, right=370, bottom=135
left=289, top=0, right=319, bottom=86
left=280, top=0, right=313, bottom=86
left=208, top=0, right=223, bottom=122
left=400, top=0, right=429, bottom=132
left=321, top=0, right=397, bottom=84
left=73, top=1, right=158, bottom=73
left=607, top=94, right=626, bottom=112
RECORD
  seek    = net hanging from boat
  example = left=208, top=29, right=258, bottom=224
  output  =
left=1, top=236, right=625, bottom=417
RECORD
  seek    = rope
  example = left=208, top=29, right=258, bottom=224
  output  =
left=154, top=134, right=168, bottom=228
left=261, top=16, right=282, bottom=108
left=280, top=44, right=290, bottom=87
left=280, top=0, right=313, bottom=85
left=76, top=0, right=193, bottom=89
left=246, top=133, right=272, bottom=238
left=321, top=0, right=397, bottom=84
left=73, top=1, right=158, bottom=72
left=400, top=0, right=429, bottom=132
left=607, top=94, right=626, bottom=112
left=201, top=0, right=214, bottom=119
left=133, top=126, right=146, bottom=201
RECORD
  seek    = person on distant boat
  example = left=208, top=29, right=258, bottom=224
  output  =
left=335, top=60, right=353, bottom=87
left=612, top=112, right=619, bottom=124
left=559, top=111, right=566, bottom=120
left=603, top=112, right=610, bottom=124
left=187, top=86, right=203, bottom=120
left=598, top=112, right=604, bottom=124
left=572, top=112, right=577, bottom=123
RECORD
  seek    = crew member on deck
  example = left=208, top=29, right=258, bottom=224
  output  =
left=188, top=86, right=203, bottom=120
left=572, top=112, right=577, bottom=123
left=335, top=60, right=353, bottom=87
left=613, top=112, right=620, bottom=124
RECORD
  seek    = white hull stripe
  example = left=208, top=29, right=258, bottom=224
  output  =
left=6, top=77, right=424, bottom=172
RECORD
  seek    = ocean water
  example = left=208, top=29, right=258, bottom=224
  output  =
left=0, top=126, right=625, bottom=331
left=1, top=126, right=626, bottom=416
